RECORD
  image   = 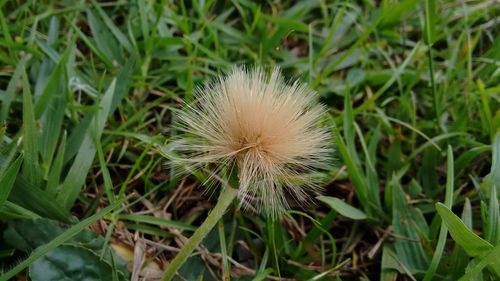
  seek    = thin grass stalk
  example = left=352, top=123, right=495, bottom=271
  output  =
left=161, top=187, right=238, bottom=281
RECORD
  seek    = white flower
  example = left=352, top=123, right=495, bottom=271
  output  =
left=170, top=67, right=333, bottom=217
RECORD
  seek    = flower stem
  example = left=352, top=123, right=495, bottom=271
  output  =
left=161, top=187, right=238, bottom=281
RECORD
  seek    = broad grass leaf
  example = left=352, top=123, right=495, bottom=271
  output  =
left=455, top=146, right=490, bottom=178
left=423, top=146, right=454, bottom=281
left=317, top=196, right=367, bottom=220
left=29, top=245, right=127, bottom=281
left=0, top=201, right=40, bottom=220
left=0, top=154, right=22, bottom=209
left=34, top=46, right=70, bottom=118
left=117, top=214, right=197, bottom=232
left=489, top=132, right=500, bottom=193
left=380, top=245, right=407, bottom=278
left=86, top=9, right=124, bottom=65
left=0, top=56, right=27, bottom=121
left=46, top=132, right=66, bottom=197
left=58, top=80, right=117, bottom=210
left=448, top=199, right=474, bottom=280
left=22, top=72, right=42, bottom=187
left=418, top=148, right=439, bottom=197
left=392, top=181, right=429, bottom=273
left=64, top=60, right=133, bottom=164
left=9, top=176, right=71, bottom=222
left=4, top=218, right=98, bottom=251
left=110, top=59, right=135, bottom=112
left=435, top=203, right=492, bottom=257
left=4, top=218, right=127, bottom=279
left=36, top=48, right=70, bottom=172
left=34, top=17, right=59, bottom=97
left=459, top=244, right=500, bottom=281
left=485, top=187, right=500, bottom=245
left=70, top=21, right=113, bottom=68
left=91, top=1, right=135, bottom=54
left=332, top=124, right=371, bottom=215
left=379, top=0, right=420, bottom=27
left=0, top=199, right=126, bottom=280
left=63, top=113, right=93, bottom=164
left=0, top=128, right=16, bottom=175
left=424, top=0, right=437, bottom=44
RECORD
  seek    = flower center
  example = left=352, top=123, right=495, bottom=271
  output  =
left=233, top=134, right=267, bottom=155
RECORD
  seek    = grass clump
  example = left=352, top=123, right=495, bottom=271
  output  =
left=0, top=1, right=499, bottom=280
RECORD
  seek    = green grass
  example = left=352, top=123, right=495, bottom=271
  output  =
left=0, top=0, right=499, bottom=280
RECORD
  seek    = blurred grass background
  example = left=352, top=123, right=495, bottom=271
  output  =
left=0, top=0, right=499, bottom=280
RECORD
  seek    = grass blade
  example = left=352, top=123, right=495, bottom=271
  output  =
left=86, top=9, right=123, bottom=64
left=489, top=132, right=500, bottom=190
left=485, top=187, right=499, bottom=245
left=435, top=203, right=493, bottom=257
left=331, top=123, right=370, bottom=215
left=0, top=56, right=27, bottom=121
left=317, top=196, right=367, bottom=220
left=423, top=146, right=454, bottom=281
left=91, top=0, right=134, bottom=54
left=36, top=48, right=70, bottom=173
left=34, top=16, right=59, bottom=97
left=0, top=201, right=41, bottom=220
left=458, top=244, right=500, bottom=281
left=46, top=132, right=66, bottom=197
left=0, top=154, right=23, bottom=208
left=9, top=176, right=71, bottom=221
left=117, top=214, right=196, bottom=232
left=392, top=179, right=429, bottom=273
left=58, top=79, right=117, bottom=209
left=22, top=71, right=42, bottom=187
left=0, top=198, right=125, bottom=281
left=424, top=0, right=439, bottom=127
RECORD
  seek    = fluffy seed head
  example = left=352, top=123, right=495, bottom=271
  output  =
left=170, top=67, right=332, bottom=217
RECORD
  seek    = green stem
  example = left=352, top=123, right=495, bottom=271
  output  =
left=424, top=0, right=440, bottom=129
left=161, top=187, right=238, bottom=281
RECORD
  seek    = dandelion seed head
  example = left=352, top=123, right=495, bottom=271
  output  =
left=170, top=67, right=333, bottom=217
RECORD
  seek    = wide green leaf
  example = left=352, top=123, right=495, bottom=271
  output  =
left=490, top=132, right=500, bottom=193
left=4, top=219, right=99, bottom=251
left=58, top=79, right=117, bottom=210
left=0, top=201, right=40, bottom=220
left=459, top=244, right=500, bottom=281
left=3, top=218, right=129, bottom=281
left=46, top=132, right=66, bottom=197
left=0, top=199, right=126, bottom=281
left=317, top=196, right=367, bottom=220
left=8, top=176, right=71, bottom=221
left=29, top=244, right=127, bottom=281
left=86, top=9, right=123, bottom=65
left=35, top=47, right=71, bottom=172
left=118, top=213, right=197, bottom=231
left=0, top=154, right=23, bottom=208
left=485, top=187, right=500, bottom=245
left=22, top=71, right=42, bottom=187
left=423, top=146, right=454, bottom=281
left=91, top=0, right=134, bottom=54
left=0, top=56, right=27, bottom=121
left=392, top=180, right=429, bottom=273
left=331, top=124, right=370, bottom=215
left=380, top=245, right=407, bottom=279
left=435, top=203, right=493, bottom=257
left=34, top=17, right=59, bottom=97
